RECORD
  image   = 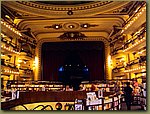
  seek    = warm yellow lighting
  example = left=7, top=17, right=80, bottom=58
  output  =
left=5, top=15, right=11, bottom=19
left=124, top=66, right=146, bottom=73
left=138, top=51, right=142, bottom=54
left=1, top=54, right=5, bottom=57
left=1, top=45, right=20, bottom=54
left=108, top=55, right=112, bottom=66
left=1, top=20, right=22, bottom=36
left=142, top=69, right=146, bottom=72
left=35, top=56, right=38, bottom=67
left=1, top=33, right=7, bottom=37
left=135, top=7, right=140, bottom=13
left=18, top=59, right=22, bottom=63
left=123, top=37, right=145, bottom=52
left=122, top=5, right=145, bottom=34
left=18, top=64, right=20, bottom=67
left=121, top=30, right=124, bottom=33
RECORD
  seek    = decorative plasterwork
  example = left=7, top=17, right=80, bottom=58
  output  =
left=104, top=1, right=135, bottom=14
left=35, top=31, right=109, bottom=41
left=35, top=37, right=110, bottom=80
left=16, top=16, right=124, bottom=40
left=17, top=1, right=113, bottom=11
left=58, top=32, right=86, bottom=40
left=44, top=24, right=62, bottom=30
left=63, top=22, right=80, bottom=30
left=2, top=1, right=130, bottom=18
left=44, top=22, right=98, bottom=30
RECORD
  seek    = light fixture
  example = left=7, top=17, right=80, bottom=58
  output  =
left=55, top=25, right=60, bottom=29
left=67, top=10, right=73, bottom=15
left=5, top=15, right=11, bottom=19
left=83, top=24, right=88, bottom=28
left=1, top=20, right=22, bottom=36
left=68, top=25, right=74, bottom=29
left=44, top=24, right=62, bottom=29
left=123, top=37, right=146, bottom=52
left=1, top=33, right=7, bottom=38
left=1, top=45, right=20, bottom=54
left=3, top=70, right=19, bottom=74
left=81, top=23, right=89, bottom=28
left=121, top=6, right=146, bottom=34
left=18, top=59, right=22, bottom=63
left=124, top=66, right=146, bottom=73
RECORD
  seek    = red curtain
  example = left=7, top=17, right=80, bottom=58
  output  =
left=41, top=42, right=105, bottom=81
left=42, top=51, right=65, bottom=81
left=78, top=50, right=105, bottom=81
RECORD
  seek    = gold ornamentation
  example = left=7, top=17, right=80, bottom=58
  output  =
left=36, top=37, right=109, bottom=80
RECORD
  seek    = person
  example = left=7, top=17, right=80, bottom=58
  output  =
left=1, top=84, right=4, bottom=90
left=114, top=81, right=121, bottom=94
left=64, top=85, right=73, bottom=91
left=124, top=82, right=133, bottom=110
left=133, top=83, right=141, bottom=96
left=79, top=84, right=86, bottom=91
left=90, top=84, right=96, bottom=91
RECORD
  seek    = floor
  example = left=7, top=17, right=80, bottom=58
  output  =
left=121, top=102, right=143, bottom=110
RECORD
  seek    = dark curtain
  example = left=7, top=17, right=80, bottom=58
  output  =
left=78, top=50, right=105, bottom=81
left=42, top=51, right=65, bottom=81
left=41, top=42, right=105, bottom=81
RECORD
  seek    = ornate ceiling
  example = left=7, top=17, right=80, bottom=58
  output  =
left=36, top=1, right=93, bottom=5
left=1, top=1, right=144, bottom=42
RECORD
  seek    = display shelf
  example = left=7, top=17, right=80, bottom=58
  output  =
left=8, top=80, right=64, bottom=91
left=86, top=91, right=122, bottom=110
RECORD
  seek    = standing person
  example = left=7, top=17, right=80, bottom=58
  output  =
left=124, top=82, right=133, bottom=110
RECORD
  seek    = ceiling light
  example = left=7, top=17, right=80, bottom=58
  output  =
left=68, top=25, right=74, bottom=29
left=83, top=24, right=88, bottom=28
left=55, top=25, right=59, bottom=29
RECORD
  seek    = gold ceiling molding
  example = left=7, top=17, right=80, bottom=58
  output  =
left=44, top=22, right=99, bottom=31
left=2, top=1, right=130, bottom=18
left=58, top=32, right=87, bottom=40
left=35, top=37, right=110, bottom=80
left=35, top=31, right=109, bottom=41
left=17, top=1, right=113, bottom=11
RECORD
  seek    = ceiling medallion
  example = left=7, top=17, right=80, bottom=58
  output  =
left=67, top=10, right=73, bottom=15
left=68, top=25, right=75, bottom=29
left=63, top=22, right=80, bottom=30
left=58, top=32, right=86, bottom=40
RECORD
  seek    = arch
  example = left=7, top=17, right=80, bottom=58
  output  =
left=35, top=36, right=110, bottom=81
